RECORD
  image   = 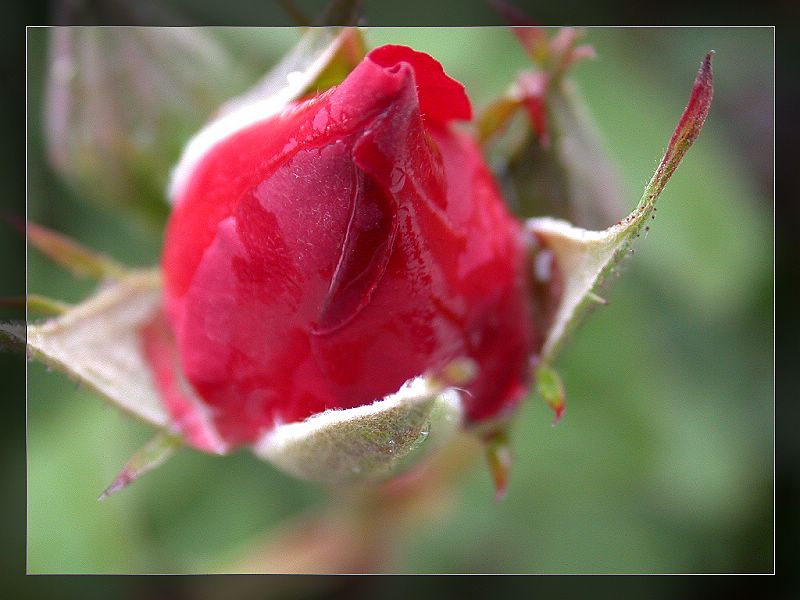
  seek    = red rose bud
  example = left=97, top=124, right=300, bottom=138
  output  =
left=158, top=45, right=538, bottom=457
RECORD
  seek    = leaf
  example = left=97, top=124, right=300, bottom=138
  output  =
left=0, top=294, right=71, bottom=316
left=477, top=95, right=521, bottom=146
left=25, top=220, right=127, bottom=280
left=22, top=269, right=169, bottom=428
left=98, top=431, right=182, bottom=501
left=494, top=98, right=625, bottom=232
left=529, top=52, right=714, bottom=363
left=253, top=376, right=464, bottom=485
left=0, top=222, right=172, bottom=437
left=42, top=27, right=251, bottom=225
left=307, top=28, right=366, bottom=92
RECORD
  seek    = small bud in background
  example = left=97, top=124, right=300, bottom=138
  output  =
left=479, top=20, right=625, bottom=230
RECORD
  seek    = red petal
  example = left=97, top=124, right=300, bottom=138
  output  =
left=164, top=56, right=411, bottom=306
left=367, top=45, right=472, bottom=126
left=161, top=44, right=536, bottom=448
left=139, top=312, right=227, bottom=454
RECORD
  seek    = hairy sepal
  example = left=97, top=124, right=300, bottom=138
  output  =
left=254, top=377, right=463, bottom=485
left=530, top=52, right=714, bottom=363
left=23, top=269, right=169, bottom=428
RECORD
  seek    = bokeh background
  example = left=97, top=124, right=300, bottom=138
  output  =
left=9, top=9, right=775, bottom=589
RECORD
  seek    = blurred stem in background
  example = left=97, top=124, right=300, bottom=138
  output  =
left=222, top=434, right=482, bottom=575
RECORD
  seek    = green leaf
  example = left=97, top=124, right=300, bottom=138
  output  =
left=529, top=52, right=714, bottom=363
left=254, top=375, right=464, bottom=485
left=22, top=269, right=169, bottom=428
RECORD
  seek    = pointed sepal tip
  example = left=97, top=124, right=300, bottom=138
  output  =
left=536, top=363, right=566, bottom=425
left=484, top=429, right=513, bottom=501
left=650, top=50, right=714, bottom=200
left=98, top=432, right=182, bottom=501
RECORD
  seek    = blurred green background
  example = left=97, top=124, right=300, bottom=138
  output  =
left=20, top=24, right=772, bottom=578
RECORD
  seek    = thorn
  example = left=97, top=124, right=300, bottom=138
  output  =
left=586, top=291, right=608, bottom=306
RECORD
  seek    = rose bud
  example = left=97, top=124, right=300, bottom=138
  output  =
left=156, top=45, right=537, bottom=481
